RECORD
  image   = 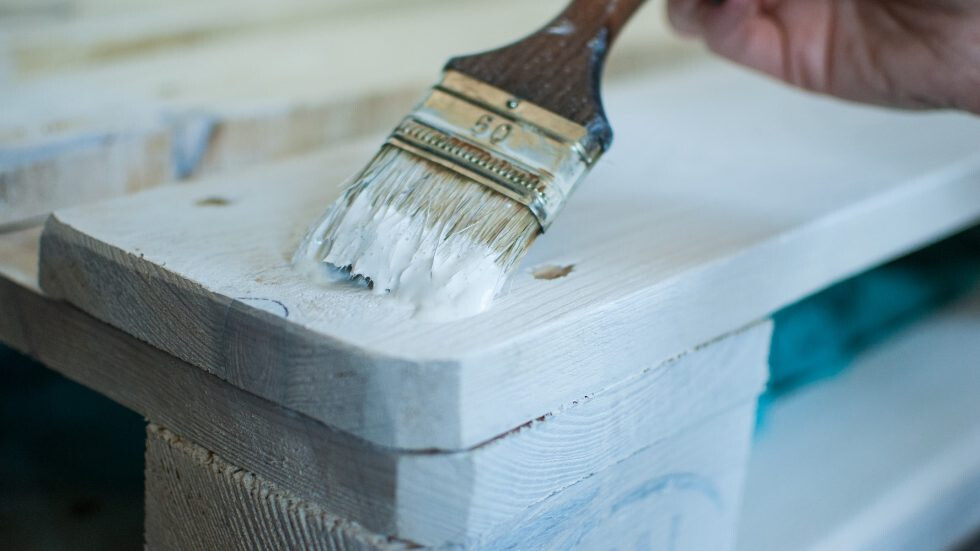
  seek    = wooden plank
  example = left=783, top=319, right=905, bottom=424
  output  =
left=479, top=402, right=759, bottom=550
left=1, top=0, right=431, bottom=78
left=0, top=229, right=769, bottom=545
left=0, top=225, right=40, bottom=290
left=1, top=0, right=676, bottom=79
left=392, top=322, right=768, bottom=543
left=0, top=2, right=688, bottom=227
left=39, top=58, right=980, bottom=452
left=737, top=283, right=980, bottom=551
left=0, top=120, right=172, bottom=228
left=144, top=424, right=413, bottom=551
left=147, top=400, right=759, bottom=551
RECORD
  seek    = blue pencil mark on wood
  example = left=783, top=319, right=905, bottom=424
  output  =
left=0, top=131, right=117, bottom=169
left=484, top=472, right=721, bottom=550
left=168, top=111, right=217, bottom=179
left=611, top=472, right=722, bottom=514
left=234, top=297, right=289, bottom=318
left=486, top=489, right=601, bottom=550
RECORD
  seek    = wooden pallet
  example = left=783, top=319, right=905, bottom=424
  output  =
left=29, top=55, right=980, bottom=547
left=4, top=14, right=980, bottom=546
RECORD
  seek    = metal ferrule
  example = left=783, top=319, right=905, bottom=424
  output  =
left=385, top=70, right=603, bottom=231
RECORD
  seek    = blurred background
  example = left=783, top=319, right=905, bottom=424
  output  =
left=2, top=0, right=980, bottom=549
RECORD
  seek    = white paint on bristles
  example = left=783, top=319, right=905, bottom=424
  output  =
left=295, top=146, right=538, bottom=320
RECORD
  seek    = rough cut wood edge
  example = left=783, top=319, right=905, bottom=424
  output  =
left=737, top=284, right=980, bottom=551
left=145, top=424, right=416, bottom=551
left=37, top=59, right=980, bottom=451
left=146, top=400, right=759, bottom=551
left=1, top=228, right=770, bottom=545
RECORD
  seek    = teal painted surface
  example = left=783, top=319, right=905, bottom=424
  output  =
left=762, top=225, right=980, bottom=419
left=0, top=347, right=144, bottom=550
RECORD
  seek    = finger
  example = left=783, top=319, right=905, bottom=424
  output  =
left=693, top=0, right=786, bottom=80
left=666, top=0, right=706, bottom=36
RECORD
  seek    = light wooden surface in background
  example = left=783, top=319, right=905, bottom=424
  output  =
left=1, top=0, right=439, bottom=78
left=39, top=58, right=980, bottom=452
left=0, top=225, right=40, bottom=289
left=147, top=398, right=760, bottom=551
left=1, top=0, right=689, bottom=227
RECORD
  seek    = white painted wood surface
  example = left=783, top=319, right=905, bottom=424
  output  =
left=0, top=1, right=686, bottom=227
left=147, top=400, right=759, bottom=551
left=737, top=283, right=980, bottom=551
left=39, top=58, right=980, bottom=452
left=393, top=322, right=768, bottom=544
left=0, top=229, right=769, bottom=545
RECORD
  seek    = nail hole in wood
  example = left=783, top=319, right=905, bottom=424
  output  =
left=533, top=264, right=574, bottom=280
left=196, top=196, right=231, bottom=207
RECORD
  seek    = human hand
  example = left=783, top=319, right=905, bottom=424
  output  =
left=667, top=0, right=980, bottom=114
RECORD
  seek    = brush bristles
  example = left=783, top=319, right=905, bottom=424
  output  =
left=296, top=145, right=540, bottom=319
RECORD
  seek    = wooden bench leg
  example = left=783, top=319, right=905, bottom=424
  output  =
left=144, top=424, right=413, bottom=550
left=145, top=400, right=759, bottom=551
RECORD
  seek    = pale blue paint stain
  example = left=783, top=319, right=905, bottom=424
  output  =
left=0, top=132, right=117, bottom=169
left=167, top=111, right=217, bottom=179
left=482, top=472, right=721, bottom=550
left=611, top=472, right=722, bottom=514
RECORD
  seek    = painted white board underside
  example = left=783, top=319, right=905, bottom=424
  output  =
left=738, top=284, right=980, bottom=551
left=40, top=58, right=980, bottom=450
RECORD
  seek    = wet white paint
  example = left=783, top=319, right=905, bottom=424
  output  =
left=546, top=18, right=576, bottom=36
left=295, top=191, right=506, bottom=321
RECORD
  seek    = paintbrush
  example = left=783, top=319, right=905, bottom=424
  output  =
left=296, top=0, right=646, bottom=318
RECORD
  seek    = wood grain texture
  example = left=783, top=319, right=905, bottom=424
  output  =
left=478, top=402, right=759, bottom=550
left=0, top=225, right=41, bottom=290
left=147, top=401, right=758, bottom=551
left=447, top=0, right=646, bottom=150
left=39, top=58, right=980, bottom=451
left=738, top=284, right=980, bottom=551
left=2, top=0, right=434, bottom=78
left=1, top=229, right=769, bottom=545
left=0, top=1, right=688, bottom=227
left=0, top=125, right=172, bottom=228
left=145, top=425, right=414, bottom=551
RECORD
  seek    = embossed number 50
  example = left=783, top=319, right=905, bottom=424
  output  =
left=471, top=114, right=512, bottom=144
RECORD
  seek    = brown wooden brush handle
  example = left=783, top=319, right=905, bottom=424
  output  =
left=446, top=0, right=647, bottom=150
